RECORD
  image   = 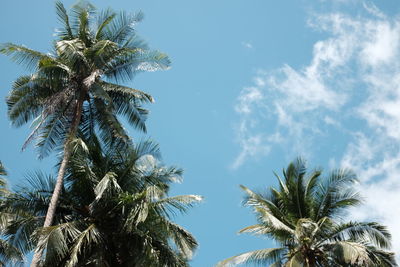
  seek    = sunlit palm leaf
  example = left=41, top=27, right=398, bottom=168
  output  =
left=216, top=248, right=285, bottom=267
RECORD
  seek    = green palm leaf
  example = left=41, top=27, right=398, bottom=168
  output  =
left=216, top=248, right=285, bottom=267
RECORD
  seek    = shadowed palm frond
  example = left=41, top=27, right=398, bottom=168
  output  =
left=0, top=43, right=51, bottom=70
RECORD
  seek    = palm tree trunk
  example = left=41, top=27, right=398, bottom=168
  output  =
left=30, top=92, right=85, bottom=267
left=306, top=256, right=317, bottom=267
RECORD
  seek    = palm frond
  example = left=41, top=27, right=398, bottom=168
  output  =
left=241, top=185, right=293, bottom=231
left=133, top=140, right=161, bottom=160
left=330, top=241, right=370, bottom=266
left=102, top=11, right=144, bottom=45
left=216, top=248, right=285, bottom=267
left=86, top=40, right=119, bottom=69
left=55, top=39, right=87, bottom=68
left=325, top=221, right=392, bottom=249
left=35, top=114, right=70, bottom=159
left=94, top=8, right=116, bottom=40
left=36, top=222, right=81, bottom=265
left=365, top=246, right=398, bottom=267
left=314, top=168, right=359, bottom=220
left=93, top=172, right=121, bottom=202
left=69, top=1, right=96, bottom=45
left=65, top=224, right=102, bottom=267
left=7, top=76, right=44, bottom=128
left=159, top=218, right=198, bottom=260
left=100, top=81, right=153, bottom=102
left=104, top=49, right=170, bottom=82
left=55, top=1, right=73, bottom=40
left=0, top=43, right=50, bottom=70
left=154, top=195, right=203, bottom=218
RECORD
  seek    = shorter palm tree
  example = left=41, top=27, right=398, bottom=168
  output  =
left=216, top=158, right=397, bottom=267
left=5, top=139, right=202, bottom=266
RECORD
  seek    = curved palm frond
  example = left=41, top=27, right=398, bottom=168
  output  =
left=216, top=248, right=286, bottom=267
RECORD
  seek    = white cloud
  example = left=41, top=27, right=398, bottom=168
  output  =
left=234, top=86, right=264, bottom=115
left=344, top=147, right=400, bottom=255
left=233, top=13, right=355, bottom=168
left=231, top=86, right=269, bottom=169
left=233, top=1, right=400, bottom=257
left=231, top=131, right=270, bottom=170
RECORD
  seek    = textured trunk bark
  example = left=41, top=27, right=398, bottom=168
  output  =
left=30, top=91, right=85, bottom=267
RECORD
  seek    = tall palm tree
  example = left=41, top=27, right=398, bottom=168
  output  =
left=1, top=2, right=170, bottom=265
left=216, top=158, right=397, bottom=267
left=5, top=138, right=201, bottom=266
left=0, top=161, right=24, bottom=266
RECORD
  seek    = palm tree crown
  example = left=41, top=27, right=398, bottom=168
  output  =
left=217, top=158, right=397, bottom=267
left=6, top=138, right=202, bottom=266
left=1, top=1, right=170, bottom=156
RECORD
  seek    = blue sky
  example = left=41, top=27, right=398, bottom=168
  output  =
left=1, top=0, right=400, bottom=266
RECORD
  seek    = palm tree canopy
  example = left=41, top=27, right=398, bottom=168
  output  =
left=1, top=1, right=171, bottom=158
left=217, top=158, right=397, bottom=267
left=5, top=138, right=202, bottom=266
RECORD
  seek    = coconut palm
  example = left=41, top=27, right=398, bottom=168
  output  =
left=0, top=161, right=25, bottom=266
left=5, top=138, right=201, bottom=266
left=0, top=2, right=170, bottom=264
left=216, top=158, right=397, bottom=267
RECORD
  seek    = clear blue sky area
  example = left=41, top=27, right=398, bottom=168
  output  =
left=1, top=1, right=400, bottom=266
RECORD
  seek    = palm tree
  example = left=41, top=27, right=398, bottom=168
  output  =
left=5, top=138, right=201, bottom=266
left=0, top=2, right=170, bottom=265
left=0, top=161, right=24, bottom=266
left=216, top=158, right=397, bottom=267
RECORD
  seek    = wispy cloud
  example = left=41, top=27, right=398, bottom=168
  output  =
left=231, top=86, right=269, bottom=169
left=241, top=41, right=253, bottom=49
left=233, top=12, right=356, bottom=168
left=233, top=1, right=400, bottom=256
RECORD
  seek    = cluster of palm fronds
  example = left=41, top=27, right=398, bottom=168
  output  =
left=2, top=1, right=168, bottom=158
left=2, top=138, right=201, bottom=266
left=217, top=158, right=397, bottom=267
